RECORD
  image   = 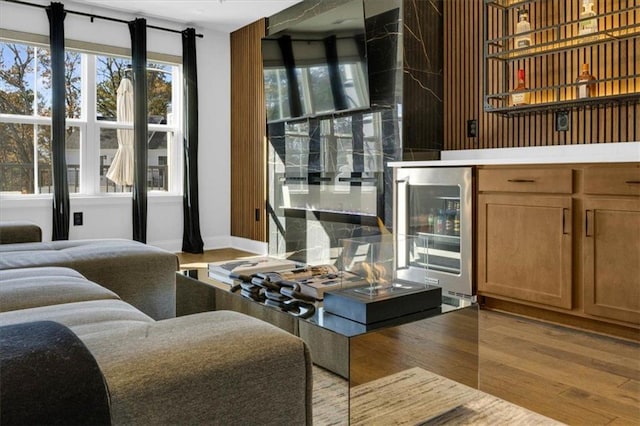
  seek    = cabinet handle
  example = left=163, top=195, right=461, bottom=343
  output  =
left=625, top=180, right=640, bottom=184
left=585, top=210, right=593, bottom=237
left=562, top=208, right=570, bottom=235
left=507, top=179, right=536, bottom=183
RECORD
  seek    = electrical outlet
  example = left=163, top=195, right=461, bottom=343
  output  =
left=466, top=119, right=477, bottom=138
left=555, top=111, right=570, bottom=132
left=73, top=212, right=83, bottom=226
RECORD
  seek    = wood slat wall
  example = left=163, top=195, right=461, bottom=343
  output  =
left=444, top=0, right=639, bottom=150
left=230, top=19, right=267, bottom=242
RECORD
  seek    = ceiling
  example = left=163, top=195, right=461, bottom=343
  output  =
left=67, top=0, right=303, bottom=33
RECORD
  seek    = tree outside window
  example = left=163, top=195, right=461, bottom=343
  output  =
left=0, top=42, right=80, bottom=194
left=1, top=40, right=179, bottom=195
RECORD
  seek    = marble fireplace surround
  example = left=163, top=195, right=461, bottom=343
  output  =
left=266, top=0, right=445, bottom=261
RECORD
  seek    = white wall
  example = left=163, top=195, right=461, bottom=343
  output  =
left=0, top=0, right=232, bottom=251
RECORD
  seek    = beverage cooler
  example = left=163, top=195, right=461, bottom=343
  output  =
left=393, top=166, right=475, bottom=306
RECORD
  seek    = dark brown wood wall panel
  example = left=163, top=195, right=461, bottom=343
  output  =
left=444, top=0, right=639, bottom=151
left=230, top=19, right=267, bottom=242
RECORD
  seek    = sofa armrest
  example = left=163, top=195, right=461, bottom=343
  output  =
left=0, top=239, right=178, bottom=320
left=0, top=221, right=42, bottom=244
left=79, top=311, right=313, bottom=426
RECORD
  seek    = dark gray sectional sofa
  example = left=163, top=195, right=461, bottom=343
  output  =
left=0, top=233, right=313, bottom=425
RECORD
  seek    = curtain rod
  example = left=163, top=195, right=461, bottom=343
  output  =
left=3, top=0, right=204, bottom=38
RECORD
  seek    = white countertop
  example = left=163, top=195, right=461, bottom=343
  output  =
left=389, top=142, right=640, bottom=167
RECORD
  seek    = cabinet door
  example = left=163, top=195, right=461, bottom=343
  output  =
left=478, top=194, right=572, bottom=309
left=583, top=198, right=640, bottom=325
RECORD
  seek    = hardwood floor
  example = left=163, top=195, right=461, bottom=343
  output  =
left=176, top=248, right=253, bottom=267
left=176, top=249, right=640, bottom=425
left=479, top=311, right=640, bottom=425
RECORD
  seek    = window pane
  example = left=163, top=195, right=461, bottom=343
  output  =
left=35, top=49, right=82, bottom=119
left=100, top=128, right=171, bottom=193
left=36, top=47, right=51, bottom=117
left=96, top=56, right=175, bottom=125
left=0, top=122, right=35, bottom=193
left=148, top=130, right=169, bottom=191
left=264, top=68, right=291, bottom=122
left=65, top=51, right=82, bottom=119
left=0, top=123, right=77, bottom=194
left=0, top=42, right=35, bottom=116
left=99, top=127, right=127, bottom=192
left=35, top=125, right=80, bottom=194
left=147, top=62, right=173, bottom=125
left=96, top=55, right=130, bottom=122
left=65, top=127, right=81, bottom=192
left=308, top=66, right=334, bottom=114
left=35, top=124, right=52, bottom=193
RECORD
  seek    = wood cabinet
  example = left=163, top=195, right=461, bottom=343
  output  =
left=478, top=163, right=640, bottom=333
left=478, top=193, right=573, bottom=309
left=582, top=165, right=640, bottom=325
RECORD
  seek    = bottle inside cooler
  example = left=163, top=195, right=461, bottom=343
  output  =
left=408, top=185, right=461, bottom=275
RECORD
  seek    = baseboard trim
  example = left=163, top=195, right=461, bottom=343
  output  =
left=230, top=237, right=267, bottom=255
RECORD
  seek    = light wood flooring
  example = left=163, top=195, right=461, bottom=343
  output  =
left=176, top=249, right=640, bottom=425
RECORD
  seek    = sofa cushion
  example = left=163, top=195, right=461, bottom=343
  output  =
left=0, top=267, right=120, bottom=312
left=0, top=221, right=42, bottom=244
left=80, top=311, right=313, bottom=425
left=0, top=299, right=154, bottom=337
left=0, top=239, right=179, bottom=320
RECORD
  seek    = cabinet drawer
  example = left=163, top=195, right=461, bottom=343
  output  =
left=478, top=168, right=573, bottom=194
left=584, top=165, right=640, bottom=196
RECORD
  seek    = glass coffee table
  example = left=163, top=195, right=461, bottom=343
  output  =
left=177, top=265, right=478, bottom=424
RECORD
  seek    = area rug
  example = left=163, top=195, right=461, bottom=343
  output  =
left=312, top=365, right=348, bottom=426
left=312, top=366, right=561, bottom=426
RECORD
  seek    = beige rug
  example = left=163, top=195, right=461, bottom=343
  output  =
left=312, top=366, right=562, bottom=426
left=312, top=365, right=348, bottom=426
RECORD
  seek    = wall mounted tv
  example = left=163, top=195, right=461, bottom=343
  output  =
left=262, top=0, right=370, bottom=123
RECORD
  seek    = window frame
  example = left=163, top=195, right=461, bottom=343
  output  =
left=0, top=33, right=183, bottom=199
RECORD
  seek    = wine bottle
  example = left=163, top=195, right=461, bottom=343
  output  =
left=511, top=68, right=531, bottom=106
left=576, top=63, right=597, bottom=99
left=514, top=8, right=532, bottom=48
left=453, top=209, right=460, bottom=236
left=579, top=0, right=598, bottom=36
left=427, top=208, right=435, bottom=233
left=435, top=209, right=445, bottom=234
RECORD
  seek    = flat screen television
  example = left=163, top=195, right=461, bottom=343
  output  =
left=262, top=0, right=370, bottom=123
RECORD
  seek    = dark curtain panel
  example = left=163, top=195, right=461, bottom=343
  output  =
left=46, top=2, right=69, bottom=240
left=277, top=35, right=302, bottom=117
left=181, top=28, right=204, bottom=253
left=323, top=35, right=347, bottom=111
left=129, top=19, right=148, bottom=243
left=352, top=113, right=364, bottom=173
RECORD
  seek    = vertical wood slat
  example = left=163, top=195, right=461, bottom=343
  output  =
left=230, top=19, right=267, bottom=242
left=444, top=0, right=637, bottom=151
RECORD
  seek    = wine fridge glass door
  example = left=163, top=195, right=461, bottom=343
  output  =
left=394, top=167, right=473, bottom=301
left=409, top=185, right=462, bottom=275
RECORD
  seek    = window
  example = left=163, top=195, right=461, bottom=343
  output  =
left=0, top=42, right=81, bottom=194
left=95, top=54, right=178, bottom=193
left=0, top=40, right=181, bottom=196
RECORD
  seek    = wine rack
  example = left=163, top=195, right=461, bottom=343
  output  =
left=483, top=0, right=640, bottom=116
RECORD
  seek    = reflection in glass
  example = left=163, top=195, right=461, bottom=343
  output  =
left=262, top=0, right=370, bottom=123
